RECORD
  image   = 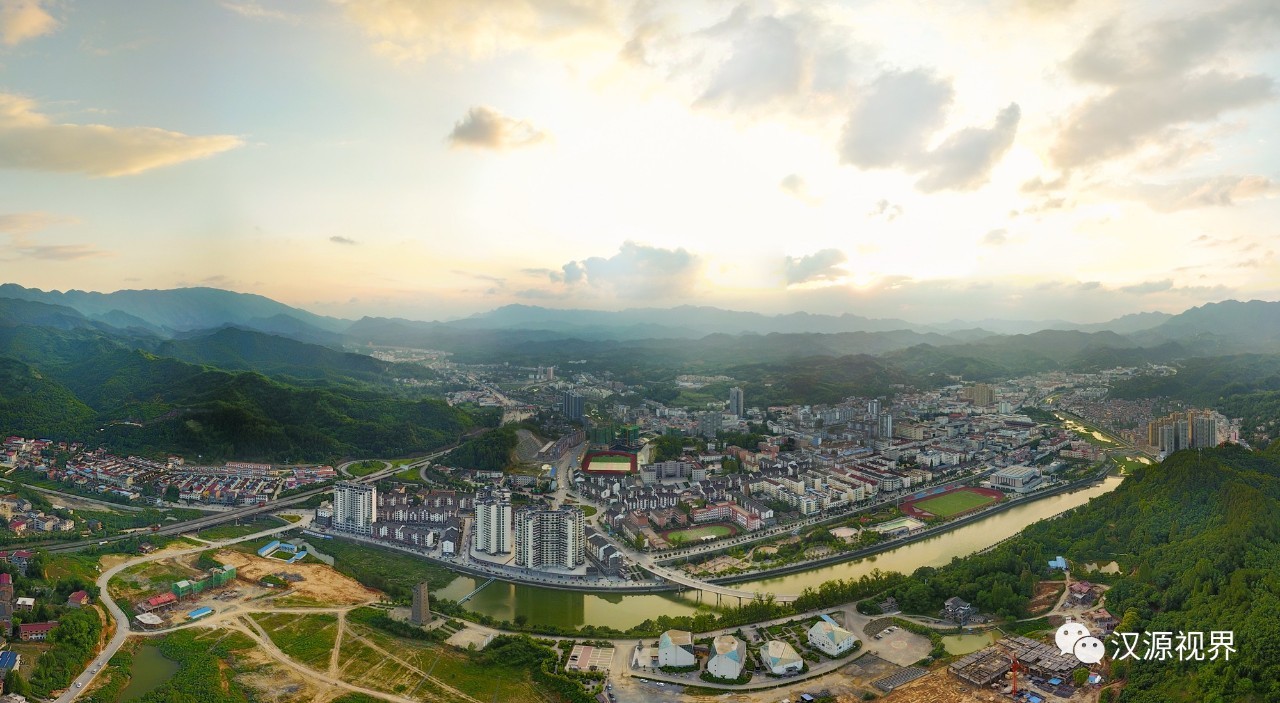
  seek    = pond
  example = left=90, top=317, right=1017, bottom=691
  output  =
left=941, top=630, right=1001, bottom=655
left=117, top=645, right=179, bottom=702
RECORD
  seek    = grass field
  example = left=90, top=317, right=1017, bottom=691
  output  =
left=589, top=454, right=631, bottom=463
left=196, top=515, right=285, bottom=541
left=912, top=490, right=998, bottom=517
left=325, top=537, right=458, bottom=598
left=667, top=524, right=733, bottom=541
left=253, top=612, right=338, bottom=669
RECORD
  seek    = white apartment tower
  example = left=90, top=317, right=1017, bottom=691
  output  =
left=332, top=482, right=377, bottom=534
left=514, top=505, right=585, bottom=570
left=473, top=487, right=512, bottom=554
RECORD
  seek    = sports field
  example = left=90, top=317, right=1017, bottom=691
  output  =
left=911, top=489, right=999, bottom=517
left=667, top=524, right=733, bottom=541
left=590, top=454, right=631, bottom=463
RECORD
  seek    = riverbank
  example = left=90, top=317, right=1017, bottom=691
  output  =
left=705, top=466, right=1113, bottom=587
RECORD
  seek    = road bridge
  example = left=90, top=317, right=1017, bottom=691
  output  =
left=637, top=561, right=800, bottom=605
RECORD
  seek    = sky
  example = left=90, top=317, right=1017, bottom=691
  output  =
left=1, top=0, right=1279, bottom=323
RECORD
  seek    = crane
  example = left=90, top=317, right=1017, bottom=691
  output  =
left=1009, top=654, right=1024, bottom=695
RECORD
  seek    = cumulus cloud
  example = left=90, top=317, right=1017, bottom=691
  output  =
left=779, top=173, right=820, bottom=204
left=1054, top=2, right=1280, bottom=169
left=329, top=235, right=358, bottom=245
left=1122, top=175, right=1279, bottom=212
left=338, top=0, right=617, bottom=62
left=1052, top=72, right=1273, bottom=168
left=555, top=241, right=700, bottom=299
left=981, top=229, right=1008, bottom=246
left=839, top=70, right=953, bottom=169
left=783, top=249, right=847, bottom=285
left=0, top=0, right=56, bottom=46
left=839, top=71, right=1017, bottom=192
left=447, top=106, right=550, bottom=151
left=915, top=103, right=1020, bottom=192
left=0, top=93, right=242, bottom=177
left=868, top=199, right=903, bottom=222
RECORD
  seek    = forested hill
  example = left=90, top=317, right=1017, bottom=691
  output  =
left=1031, top=447, right=1279, bottom=702
left=883, top=446, right=1280, bottom=702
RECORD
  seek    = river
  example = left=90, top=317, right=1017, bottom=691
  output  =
left=436, top=476, right=1122, bottom=630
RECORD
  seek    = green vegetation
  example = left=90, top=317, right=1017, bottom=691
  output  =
left=579, top=505, right=597, bottom=517
left=0, top=323, right=483, bottom=462
left=347, top=460, right=384, bottom=476
left=195, top=515, right=284, bottom=541
left=27, top=608, right=103, bottom=698
left=667, top=524, right=733, bottom=541
left=446, top=425, right=520, bottom=470
left=251, top=612, right=338, bottom=668
left=139, top=629, right=257, bottom=703
left=325, top=537, right=457, bottom=600
left=911, top=489, right=998, bottom=517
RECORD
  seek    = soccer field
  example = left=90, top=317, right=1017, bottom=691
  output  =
left=912, top=490, right=998, bottom=517
left=667, top=525, right=733, bottom=541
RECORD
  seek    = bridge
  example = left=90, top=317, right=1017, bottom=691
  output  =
left=637, top=561, right=800, bottom=605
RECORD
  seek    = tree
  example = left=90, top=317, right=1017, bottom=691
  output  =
left=1073, top=667, right=1089, bottom=687
left=165, top=484, right=181, bottom=502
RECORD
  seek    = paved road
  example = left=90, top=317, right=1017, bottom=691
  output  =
left=57, top=516, right=312, bottom=703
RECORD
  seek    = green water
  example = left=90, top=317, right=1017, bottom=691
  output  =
left=942, top=631, right=1001, bottom=654
left=440, top=476, right=1122, bottom=630
left=118, top=645, right=179, bottom=701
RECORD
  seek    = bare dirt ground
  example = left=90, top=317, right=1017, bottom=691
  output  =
left=1029, top=580, right=1067, bottom=615
left=215, top=550, right=378, bottom=605
left=234, top=645, right=330, bottom=703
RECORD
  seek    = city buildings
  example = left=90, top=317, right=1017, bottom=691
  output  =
left=410, top=581, right=431, bottom=625
left=990, top=465, right=1042, bottom=493
left=728, top=387, right=744, bottom=418
left=332, top=482, right=377, bottom=534
left=657, top=629, right=695, bottom=667
left=1149, top=410, right=1219, bottom=453
left=473, top=487, right=512, bottom=554
left=807, top=617, right=857, bottom=656
left=514, top=505, right=585, bottom=570
left=706, top=635, right=747, bottom=679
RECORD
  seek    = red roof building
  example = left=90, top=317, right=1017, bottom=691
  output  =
left=17, top=621, right=57, bottom=641
left=67, top=590, right=91, bottom=607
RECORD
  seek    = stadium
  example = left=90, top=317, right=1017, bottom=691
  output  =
left=580, top=450, right=638, bottom=476
left=902, top=486, right=1003, bottom=519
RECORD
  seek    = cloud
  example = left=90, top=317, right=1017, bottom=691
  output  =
left=0, top=0, right=56, bottom=46
left=783, top=249, right=847, bottom=285
left=839, top=69, right=953, bottom=169
left=1122, top=175, right=1279, bottom=212
left=329, top=235, right=358, bottom=245
left=981, top=229, right=1008, bottom=246
left=868, top=199, right=902, bottom=222
left=838, top=71, right=1017, bottom=192
left=220, top=1, right=295, bottom=22
left=1052, top=72, right=1273, bottom=169
left=447, top=106, right=550, bottom=151
left=1120, top=279, right=1174, bottom=295
left=0, top=93, right=242, bottom=177
left=556, top=241, right=700, bottom=298
left=696, top=11, right=807, bottom=110
left=1054, top=3, right=1280, bottom=169
left=779, top=173, right=819, bottom=204
left=338, top=0, right=618, bottom=62
left=915, top=103, right=1020, bottom=192
left=0, top=211, right=108, bottom=260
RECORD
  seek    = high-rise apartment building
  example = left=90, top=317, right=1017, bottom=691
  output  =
left=728, top=387, right=744, bottom=418
left=698, top=411, right=723, bottom=439
left=562, top=390, right=585, bottom=421
left=332, top=482, right=377, bottom=534
left=1150, top=410, right=1219, bottom=453
left=410, top=581, right=431, bottom=625
left=868, top=398, right=881, bottom=419
left=514, top=506, right=585, bottom=570
left=877, top=411, right=894, bottom=439
left=963, top=384, right=994, bottom=407
left=473, top=487, right=512, bottom=554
